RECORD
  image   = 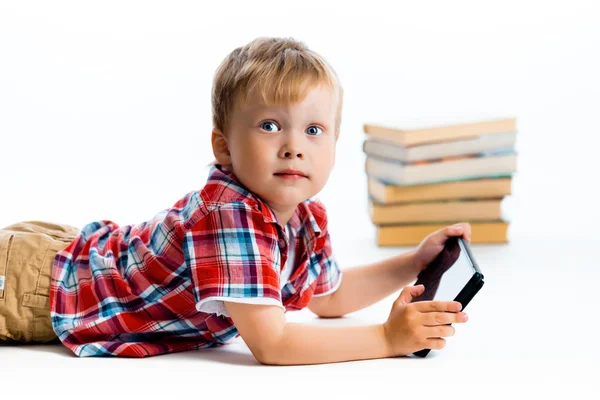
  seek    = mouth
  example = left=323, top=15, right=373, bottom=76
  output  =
left=274, top=169, right=308, bottom=180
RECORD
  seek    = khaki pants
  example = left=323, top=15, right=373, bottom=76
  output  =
left=0, top=221, right=79, bottom=343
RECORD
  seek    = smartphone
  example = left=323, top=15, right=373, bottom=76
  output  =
left=410, top=236, right=484, bottom=357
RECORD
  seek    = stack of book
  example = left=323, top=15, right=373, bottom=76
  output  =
left=363, top=117, right=517, bottom=246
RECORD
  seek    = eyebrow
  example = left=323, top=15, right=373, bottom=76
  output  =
left=241, top=102, right=333, bottom=126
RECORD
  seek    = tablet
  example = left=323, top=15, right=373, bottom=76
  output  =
left=410, top=236, right=484, bottom=357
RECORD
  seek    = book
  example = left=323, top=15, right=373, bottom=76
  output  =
left=376, top=221, right=509, bottom=246
left=365, top=150, right=517, bottom=186
left=363, top=117, right=517, bottom=147
left=369, top=198, right=505, bottom=224
left=368, top=177, right=512, bottom=204
left=363, top=131, right=517, bottom=163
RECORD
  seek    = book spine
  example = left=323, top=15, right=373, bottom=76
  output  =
left=366, top=153, right=517, bottom=186
left=377, top=222, right=509, bottom=246
left=403, top=118, right=517, bottom=146
left=368, top=177, right=512, bottom=204
left=370, top=199, right=503, bottom=224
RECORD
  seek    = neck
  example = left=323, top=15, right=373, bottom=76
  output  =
left=268, top=204, right=298, bottom=227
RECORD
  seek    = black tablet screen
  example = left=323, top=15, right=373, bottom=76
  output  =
left=412, top=237, right=475, bottom=302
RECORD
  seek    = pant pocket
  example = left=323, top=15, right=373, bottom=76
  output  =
left=20, top=240, right=63, bottom=342
left=22, top=293, right=57, bottom=343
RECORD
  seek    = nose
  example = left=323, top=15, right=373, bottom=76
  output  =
left=282, top=150, right=303, bottom=159
left=279, top=132, right=304, bottom=159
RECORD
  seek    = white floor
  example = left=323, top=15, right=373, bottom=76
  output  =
left=2, top=228, right=598, bottom=397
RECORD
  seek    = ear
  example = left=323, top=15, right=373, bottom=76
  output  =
left=211, top=129, right=232, bottom=166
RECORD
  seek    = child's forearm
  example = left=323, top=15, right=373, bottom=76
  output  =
left=321, top=250, right=419, bottom=317
left=263, top=322, right=391, bottom=365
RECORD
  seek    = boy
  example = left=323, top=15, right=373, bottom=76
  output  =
left=0, top=37, right=471, bottom=364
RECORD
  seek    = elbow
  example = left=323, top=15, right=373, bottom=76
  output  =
left=313, top=301, right=346, bottom=318
left=251, top=327, right=296, bottom=366
left=253, top=344, right=284, bottom=366
left=308, top=292, right=345, bottom=319
left=249, top=334, right=286, bottom=366
left=255, top=351, right=277, bottom=366
left=314, top=309, right=345, bottom=319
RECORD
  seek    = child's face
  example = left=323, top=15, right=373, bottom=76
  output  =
left=219, top=84, right=337, bottom=222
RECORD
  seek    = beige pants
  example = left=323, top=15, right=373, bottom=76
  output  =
left=0, top=221, right=79, bottom=343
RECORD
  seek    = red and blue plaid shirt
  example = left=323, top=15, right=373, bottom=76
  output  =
left=50, top=164, right=342, bottom=357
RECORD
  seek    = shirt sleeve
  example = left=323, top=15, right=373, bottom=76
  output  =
left=311, top=229, right=343, bottom=297
left=183, top=203, right=284, bottom=317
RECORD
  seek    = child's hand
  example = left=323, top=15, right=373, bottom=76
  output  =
left=382, top=285, right=468, bottom=357
left=412, top=222, right=472, bottom=273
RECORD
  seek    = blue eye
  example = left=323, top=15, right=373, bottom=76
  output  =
left=261, top=121, right=280, bottom=132
left=306, top=126, right=323, bottom=136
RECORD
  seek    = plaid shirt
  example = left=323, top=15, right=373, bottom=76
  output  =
left=50, top=164, right=342, bottom=357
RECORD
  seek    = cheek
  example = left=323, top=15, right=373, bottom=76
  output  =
left=316, top=140, right=336, bottom=166
left=231, top=137, right=273, bottom=173
left=231, top=136, right=257, bottom=160
left=310, top=144, right=335, bottom=182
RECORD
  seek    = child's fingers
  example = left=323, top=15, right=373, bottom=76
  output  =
left=461, top=222, right=472, bottom=242
left=421, top=311, right=468, bottom=326
left=397, top=284, right=426, bottom=305
left=423, top=324, right=456, bottom=339
left=425, top=338, right=447, bottom=350
left=413, top=300, right=462, bottom=313
left=445, top=223, right=472, bottom=242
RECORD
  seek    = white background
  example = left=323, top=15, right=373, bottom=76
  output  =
left=1, top=0, right=599, bottom=398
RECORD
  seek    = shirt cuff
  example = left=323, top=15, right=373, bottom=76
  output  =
left=196, top=296, right=285, bottom=317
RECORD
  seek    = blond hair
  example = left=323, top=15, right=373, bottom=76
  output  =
left=211, top=37, right=344, bottom=138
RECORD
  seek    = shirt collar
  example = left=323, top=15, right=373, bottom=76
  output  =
left=207, top=164, right=323, bottom=239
